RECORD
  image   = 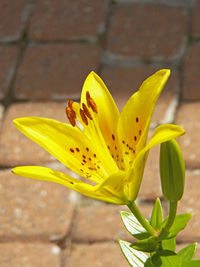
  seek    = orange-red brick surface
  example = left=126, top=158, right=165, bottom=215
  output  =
left=0, top=0, right=199, bottom=265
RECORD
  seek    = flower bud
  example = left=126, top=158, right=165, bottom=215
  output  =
left=160, top=139, right=185, bottom=201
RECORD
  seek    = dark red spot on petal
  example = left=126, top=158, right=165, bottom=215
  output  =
left=139, top=130, right=142, bottom=135
left=134, top=136, right=137, bottom=141
left=112, top=134, right=115, bottom=141
left=86, top=147, right=89, bottom=151
left=94, top=154, right=96, bottom=157
left=70, top=148, right=74, bottom=153
left=76, top=148, right=80, bottom=152
left=136, top=117, right=139, bottom=123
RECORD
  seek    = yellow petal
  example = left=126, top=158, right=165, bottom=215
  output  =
left=81, top=71, right=119, bottom=134
left=81, top=72, right=123, bottom=168
left=117, top=69, right=170, bottom=170
left=12, top=166, right=125, bottom=205
left=126, top=124, right=185, bottom=201
left=12, top=166, right=82, bottom=188
left=71, top=101, right=119, bottom=174
left=95, top=170, right=130, bottom=204
left=13, top=117, right=113, bottom=182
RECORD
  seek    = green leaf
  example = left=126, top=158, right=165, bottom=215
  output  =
left=182, top=260, right=200, bottom=267
left=150, top=198, right=163, bottom=230
left=177, top=243, right=197, bottom=262
left=131, top=237, right=159, bottom=253
left=162, top=237, right=176, bottom=252
left=120, top=211, right=149, bottom=240
left=144, top=258, right=155, bottom=267
left=119, top=240, right=148, bottom=267
left=151, top=250, right=182, bottom=266
left=162, top=213, right=192, bottom=238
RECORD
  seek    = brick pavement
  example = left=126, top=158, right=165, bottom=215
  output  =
left=0, top=0, right=200, bottom=265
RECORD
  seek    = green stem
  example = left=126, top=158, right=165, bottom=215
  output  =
left=128, top=202, right=157, bottom=237
left=165, top=201, right=178, bottom=230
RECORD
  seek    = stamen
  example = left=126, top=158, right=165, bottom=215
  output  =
left=68, top=100, right=73, bottom=109
left=82, top=103, right=93, bottom=120
left=86, top=91, right=98, bottom=113
left=89, top=98, right=98, bottom=113
left=66, top=107, right=76, bottom=127
left=80, top=109, right=88, bottom=125
left=86, top=91, right=91, bottom=107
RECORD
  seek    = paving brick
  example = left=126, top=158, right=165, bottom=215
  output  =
left=193, top=0, right=200, bottom=37
left=101, top=66, right=179, bottom=124
left=0, top=102, right=69, bottom=166
left=0, top=170, right=75, bottom=241
left=29, top=0, right=106, bottom=41
left=66, top=242, right=129, bottom=267
left=0, top=104, right=4, bottom=130
left=115, top=0, right=194, bottom=8
left=176, top=242, right=200, bottom=259
left=0, top=0, right=31, bottom=42
left=139, top=145, right=162, bottom=200
left=177, top=171, right=200, bottom=242
left=176, top=102, right=200, bottom=169
left=0, top=242, right=61, bottom=266
left=14, top=44, right=99, bottom=100
left=0, top=46, right=19, bottom=100
left=183, top=44, right=200, bottom=100
left=71, top=203, right=153, bottom=242
left=106, top=5, right=187, bottom=60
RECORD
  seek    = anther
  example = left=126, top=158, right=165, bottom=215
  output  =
left=68, top=100, right=73, bottom=109
left=66, top=107, right=76, bottom=127
left=82, top=103, right=93, bottom=120
left=89, top=98, right=98, bottom=113
left=86, top=91, right=91, bottom=107
left=86, top=91, right=98, bottom=113
left=80, top=109, right=88, bottom=125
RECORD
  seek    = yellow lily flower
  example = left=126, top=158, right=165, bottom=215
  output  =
left=12, top=69, right=185, bottom=205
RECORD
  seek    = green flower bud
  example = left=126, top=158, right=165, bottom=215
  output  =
left=160, top=139, right=185, bottom=201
